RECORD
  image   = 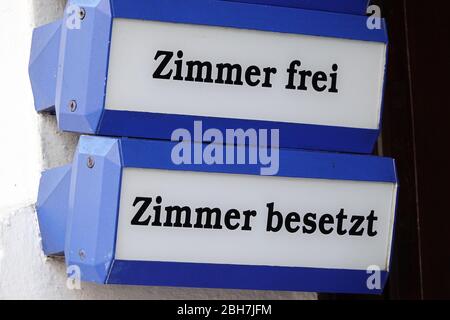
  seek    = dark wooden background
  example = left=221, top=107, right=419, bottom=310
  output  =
left=321, top=0, right=450, bottom=300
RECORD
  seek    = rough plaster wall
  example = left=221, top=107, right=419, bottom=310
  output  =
left=0, top=0, right=42, bottom=215
left=0, top=207, right=317, bottom=299
left=0, top=0, right=317, bottom=300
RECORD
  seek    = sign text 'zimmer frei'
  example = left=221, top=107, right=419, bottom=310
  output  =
left=30, top=0, right=388, bottom=153
left=153, top=49, right=340, bottom=93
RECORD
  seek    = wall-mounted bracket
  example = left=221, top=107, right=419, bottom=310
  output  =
left=29, top=19, right=62, bottom=113
left=36, top=164, right=71, bottom=256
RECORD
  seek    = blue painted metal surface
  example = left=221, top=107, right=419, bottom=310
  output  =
left=221, top=0, right=370, bottom=15
left=55, top=0, right=112, bottom=133
left=64, top=135, right=122, bottom=283
left=99, top=111, right=381, bottom=154
left=110, top=0, right=386, bottom=42
left=119, top=138, right=397, bottom=183
left=29, top=19, right=62, bottom=112
left=29, top=0, right=388, bottom=153
left=37, top=136, right=397, bottom=292
left=36, top=165, right=72, bottom=256
left=108, top=261, right=389, bottom=294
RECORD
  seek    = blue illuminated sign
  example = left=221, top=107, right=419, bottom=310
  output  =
left=29, top=0, right=388, bottom=153
left=37, top=136, right=398, bottom=294
left=31, top=0, right=397, bottom=295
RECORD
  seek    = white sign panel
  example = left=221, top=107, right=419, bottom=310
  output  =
left=105, top=19, right=387, bottom=130
left=115, top=168, right=397, bottom=271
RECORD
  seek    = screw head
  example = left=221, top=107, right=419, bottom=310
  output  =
left=87, top=157, right=95, bottom=169
left=69, top=100, right=77, bottom=112
left=79, top=250, right=86, bottom=260
left=79, top=7, right=86, bottom=20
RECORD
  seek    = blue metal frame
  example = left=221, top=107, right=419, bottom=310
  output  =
left=37, top=136, right=398, bottom=293
left=99, top=112, right=382, bottom=154
left=36, top=164, right=72, bottom=255
left=220, top=0, right=370, bottom=15
left=64, top=136, right=122, bottom=283
left=30, top=0, right=388, bottom=154
left=29, top=19, right=62, bottom=113
left=55, top=0, right=112, bottom=133
left=108, top=261, right=389, bottom=294
left=110, top=0, right=386, bottom=42
left=119, top=137, right=397, bottom=182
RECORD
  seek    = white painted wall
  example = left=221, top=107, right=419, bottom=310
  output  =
left=0, top=0, right=316, bottom=300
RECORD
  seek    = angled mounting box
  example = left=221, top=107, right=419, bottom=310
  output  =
left=29, top=0, right=388, bottom=154
left=37, top=136, right=398, bottom=294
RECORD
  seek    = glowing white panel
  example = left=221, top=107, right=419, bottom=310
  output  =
left=105, top=19, right=386, bottom=129
left=115, top=168, right=397, bottom=271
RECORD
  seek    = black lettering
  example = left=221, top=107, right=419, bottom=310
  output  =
left=329, top=64, right=339, bottom=93
left=131, top=197, right=153, bottom=226
left=245, top=66, right=261, bottom=87
left=224, top=209, right=241, bottom=230
left=173, top=50, right=184, bottom=81
left=349, top=215, right=365, bottom=236
left=302, top=213, right=317, bottom=234
left=367, top=210, right=378, bottom=237
left=151, top=196, right=163, bottom=227
left=194, top=207, right=223, bottom=229
left=164, top=206, right=193, bottom=228
left=153, top=50, right=174, bottom=79
left=336, top=209, right=348, bottom=236
left=185, top=60, right=214, bottom=83
left=286, top=60, right=301, bottom=90
left=262, top=67, right=277, bottom=88
left=319, top=214, right=334, bottom=235
left=242, top=210, right=257, bottom=231
left=266, top=202, right=283, bottom=232
left=312, top=71, right=328, bottom=92
left=297, top=69, right=313, bottom=91
left=215, top=63, right=244, bottom=85
left=285, top=212, right=301, bottom=233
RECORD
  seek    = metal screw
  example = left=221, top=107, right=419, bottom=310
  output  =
left=87, top=157, right=95, bottom=169
left=69, top=100, right=77, bottom=112
left=79, top=7, right=86, bottom=20
left=79, top=250, right=86, bottom=260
